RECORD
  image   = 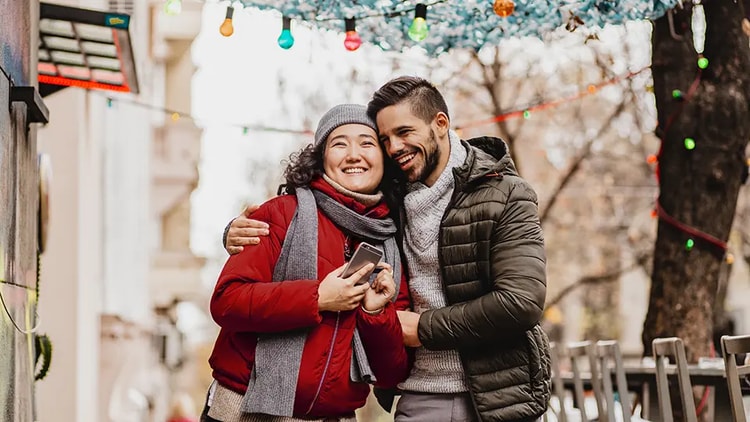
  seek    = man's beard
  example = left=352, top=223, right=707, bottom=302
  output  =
left=409, top=129, right=441, bottom=183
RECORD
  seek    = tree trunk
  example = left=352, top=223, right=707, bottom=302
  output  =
left=643, top=2, right=750, bottom=364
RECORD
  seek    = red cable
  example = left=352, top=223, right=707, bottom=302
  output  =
left=654, top=201, right=728, bottom=251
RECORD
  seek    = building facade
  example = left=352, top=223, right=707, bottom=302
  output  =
left=1, top=0, right=205, bottom=420
left=0, top=1, right=45, bottom=421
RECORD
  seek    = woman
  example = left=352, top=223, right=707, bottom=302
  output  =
left=203, top=104, right=410, bottom=422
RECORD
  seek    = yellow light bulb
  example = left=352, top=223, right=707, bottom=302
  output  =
left=219, top=6, right=234, bottom=37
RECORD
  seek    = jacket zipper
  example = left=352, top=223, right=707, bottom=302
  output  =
left=305, top=311, right=340, bottom=415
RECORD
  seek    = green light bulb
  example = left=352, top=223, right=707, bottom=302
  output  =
left=671, top=89, right=683, bottom=99
left=685, top=238, right=695, bottom=251
left=408, top=3, right=429, bottom=42
left=523, top=110, right=531, bottom=119
left=697, top=56, right=709, bottom=69
left=164, top=0, right=182, bottom=15
left=684, top=137, right=696, bottom=150
left=408, top=17, right=428, bottom=42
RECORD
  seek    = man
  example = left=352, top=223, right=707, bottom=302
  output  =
left=224, top=77, right=550, bottom=422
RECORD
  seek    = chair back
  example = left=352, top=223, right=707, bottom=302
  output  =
left=568, top=341, right=605, bottom=421
left=548, top=342, right=568, bottom=422
left=720, top=334, right=750, bottom=422
left=652, top=337, right=697, bottom=422
left=596, top=340, right=632, bottom=422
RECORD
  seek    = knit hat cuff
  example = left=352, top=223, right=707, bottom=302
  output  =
left=314, top=104, right=377, bottom=146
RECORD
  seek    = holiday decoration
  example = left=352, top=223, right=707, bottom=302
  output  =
left=493, top=0, right=515, bottom=17
left=408, top=3, right=429, bottom=42
left=223, top=0, right=679, bottom=55
left=344, top=18, right=363, bottom=51
left=277, top=16, right=295, bottom=49
left=164, top=0, right=182, bottom=15
left=219, top=6, right=234, bottom=37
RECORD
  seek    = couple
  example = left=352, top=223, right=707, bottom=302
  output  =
left=206, top=76, right=551, bottom=422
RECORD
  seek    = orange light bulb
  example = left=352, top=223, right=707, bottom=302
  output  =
left=219, top=6, right=234, bottom=37
left=493, top=0, right=515, bottom=17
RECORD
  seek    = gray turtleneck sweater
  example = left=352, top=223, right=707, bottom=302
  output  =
left=398, top=131, right=469, bottom=393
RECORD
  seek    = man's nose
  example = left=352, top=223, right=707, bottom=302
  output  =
left=386, top=137, right=404, bottom=155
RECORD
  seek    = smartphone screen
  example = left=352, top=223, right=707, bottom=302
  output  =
left=341, top=242, right=383, bottom=284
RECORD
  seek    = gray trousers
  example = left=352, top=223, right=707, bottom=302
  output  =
left=394, top=392, right=478, bottom=422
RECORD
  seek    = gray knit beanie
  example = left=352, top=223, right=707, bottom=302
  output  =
left=314, top=104, right=378, bottom=146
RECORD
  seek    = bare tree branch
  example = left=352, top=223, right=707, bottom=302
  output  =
left=539, top=100, right=628, bottom=223
left=545, top=252, right=651, bottom=309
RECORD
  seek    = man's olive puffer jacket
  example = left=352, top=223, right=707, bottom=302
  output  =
left=417, top=136, right=551, bottom=421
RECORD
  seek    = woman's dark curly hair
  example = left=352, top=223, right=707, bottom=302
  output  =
left=279, top=140, right=406, bottom=206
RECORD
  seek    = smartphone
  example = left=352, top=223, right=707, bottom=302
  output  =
left=341, top=242, right=384, bottom=284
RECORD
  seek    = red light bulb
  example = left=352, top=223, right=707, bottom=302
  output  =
left=343, top=18, right=362, bottom=51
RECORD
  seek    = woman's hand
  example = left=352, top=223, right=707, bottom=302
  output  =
left=362, top=263, right=396, bottom=313
left=318, top=263, right=373, bottom=312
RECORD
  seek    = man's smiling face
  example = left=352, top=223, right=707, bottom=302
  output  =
left=376, top=102, right=442, bottom=185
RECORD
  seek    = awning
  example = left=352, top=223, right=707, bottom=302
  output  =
left=38, top=2, right=139, bottom=97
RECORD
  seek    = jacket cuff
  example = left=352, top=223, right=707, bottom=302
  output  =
left=222, top=218, right=236, bottom=250
left=417, top=309, right=433, bottom=349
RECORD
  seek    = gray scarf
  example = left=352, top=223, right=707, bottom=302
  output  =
left=240, top=187, right=401, bottom=417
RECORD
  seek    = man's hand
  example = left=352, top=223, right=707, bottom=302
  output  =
left=318, top=263, right=373, bottom=312
left=397, top=310, right=422, bottom=347
left=362, top=263, right=396, bottom=313
left=225, top=204, right=270, bottom=255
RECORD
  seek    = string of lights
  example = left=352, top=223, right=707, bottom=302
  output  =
left=101, top=93, right=312, bottom=135
left=161, top=0, right=680, bottom=55
left=645, top=50, right=749, bottom=261
left=99, top=70, right=649, bottom=138
left=454, top=66, right=650, bottom=130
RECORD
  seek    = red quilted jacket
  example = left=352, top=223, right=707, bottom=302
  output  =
left=209, top=178, right=410, bottom=418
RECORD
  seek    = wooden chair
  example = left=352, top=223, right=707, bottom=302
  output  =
left=568, top=341, right=605, bottom=421
left=720, top=334, right=750, bottom=422
left=652, top=337, right=697, bottom=422
left=595, top=340, right=633, bottom=422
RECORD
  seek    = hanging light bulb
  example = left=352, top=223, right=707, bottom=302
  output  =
left=344, top=18, right=362, bottom=51
left=277, top=16, right=295, bottom=49
left=219, top=6, right=234, bottom=37
left=493, top=0, right=515, bottom=17
left=164, top=0, right=181, bottom=15
left=408, top=3, right=428, bottom=42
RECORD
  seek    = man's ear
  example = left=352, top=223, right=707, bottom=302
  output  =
left=433, top=112, right=450, bottom=137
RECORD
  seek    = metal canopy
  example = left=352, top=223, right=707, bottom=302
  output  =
left=38, top=2, right=139, bottom=97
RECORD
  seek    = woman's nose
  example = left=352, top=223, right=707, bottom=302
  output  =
left=345, top=145, right=362, bottom=160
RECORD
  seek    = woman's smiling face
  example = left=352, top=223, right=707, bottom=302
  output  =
left=322, top=123, right=384, bottom=194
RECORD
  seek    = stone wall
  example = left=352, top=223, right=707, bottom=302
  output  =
left=0, top=1, right=40, bottom=421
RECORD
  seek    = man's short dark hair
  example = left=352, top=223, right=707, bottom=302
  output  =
left=367, top=76, right=450, bottom=124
